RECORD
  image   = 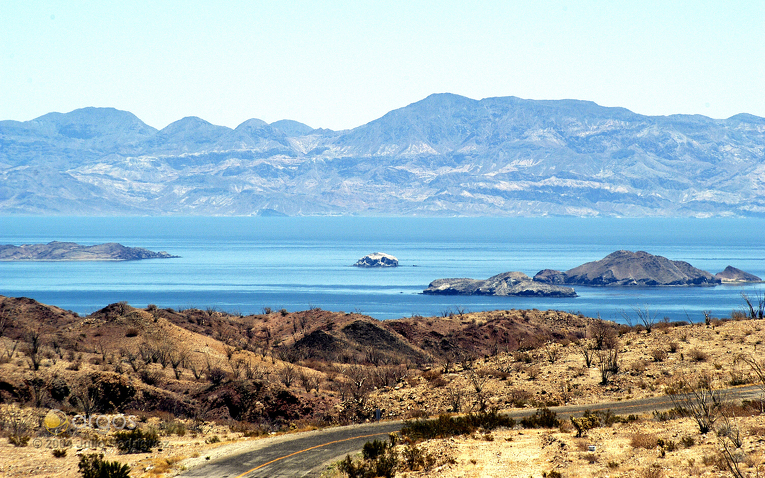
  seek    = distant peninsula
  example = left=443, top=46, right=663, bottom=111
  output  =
left=0, top=241, right=179, bottom=261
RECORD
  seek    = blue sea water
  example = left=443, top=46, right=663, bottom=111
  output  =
left=1, top=216, right=764, bottom=323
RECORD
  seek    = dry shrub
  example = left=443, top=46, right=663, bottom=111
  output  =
left=650, top=347, right=668, bottom=362
left=149, top=456, right=182, bottom=475
left=687, top=348, right=708, bottom=362
left=421, top=369, right=448, bottom=387
left=642, top=463, right=664, bottom=478
left=631, top=360, right=647, bottom=374
left=631, top=432, right=659, bottom=449
left=574, top=438, right=588, bottom=451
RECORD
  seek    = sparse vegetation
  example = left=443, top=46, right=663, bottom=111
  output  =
left=78, top=453, right=131, bottom=478
left=401, top=410, right=515, bottom=442
left=113, top=428, right=160, bottom=454
left=2, top=295, right=765, bottom=477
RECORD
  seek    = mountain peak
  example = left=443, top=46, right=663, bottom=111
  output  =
left=236, top=118, right=269, bottom=129
left=270, top=119, right=314, bottom=137
left=30, top=107, right=156, bottom=139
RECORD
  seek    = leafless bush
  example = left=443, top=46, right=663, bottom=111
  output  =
left=446, top=386, right=462, bottom=412
left=546, top=345, right=561, bottom=364
left=467, top=369, right=490, bottom=411
left=170, top=347, right=189, bottom=379
left=668, top=375, right=724, bottom=434
left=299, top=370, right=319, bottom=392
left=279, top=363, right=297, bottom=387
left=590, top=317, right=618, bottom=349
left=736, top=353, right=765, bottom=396
left=597, top=346, right=619, bottom=385
left=741, top=292, right=765, bottom=320
left=575, top=339, right=595, bottom=367
left=24, top=328, right=43, bottom=370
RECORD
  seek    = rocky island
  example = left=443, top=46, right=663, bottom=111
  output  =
left=715, top=266, right=762, bottom=283
left=0, top=241, right=179, bottom=261
left=533, top=250, right=721, bottom=286
left=423, top=271, right=577, bottom=297
left=353, top=252, right=399, bottom=267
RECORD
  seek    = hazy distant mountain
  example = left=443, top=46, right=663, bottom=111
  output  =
left=1, top=94, right=764, bottom=216
left=270, top=120, right=314, bottom=137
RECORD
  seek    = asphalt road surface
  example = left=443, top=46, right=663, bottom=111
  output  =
left=180, top=385, right=762, bottom=477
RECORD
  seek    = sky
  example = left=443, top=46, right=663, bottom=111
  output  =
left=1, top=1, right=764, bottom=131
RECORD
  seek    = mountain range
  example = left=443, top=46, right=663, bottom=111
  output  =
left=2, top=93, right=764, bottom=216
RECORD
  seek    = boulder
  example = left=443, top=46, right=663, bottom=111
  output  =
left=715, top=266, right=761, bottom=283
left=423, top=271, right=577, bottom=297
left=353, top=252, right=398, bottom=267
left=534, top=250, right=720, bottom=287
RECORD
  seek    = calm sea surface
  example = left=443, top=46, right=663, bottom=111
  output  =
left=1, top=217, right=764, bottom=323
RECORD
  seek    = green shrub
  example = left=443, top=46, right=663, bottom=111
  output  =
left=401, top=410, right=515, bottom=442
left=521, top=407, right=560, bottom=429
left=339, top=439, right=398, bottom=478
left=113, top=428, right=160, bottom=454
left=78, top=453, right=131, bottom=478
left=52, top=448, right=67, bottom=458
left=362, top=439, right=388, bottom=460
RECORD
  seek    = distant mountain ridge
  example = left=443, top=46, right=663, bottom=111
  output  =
left=1, top=93, right=764, bottom=216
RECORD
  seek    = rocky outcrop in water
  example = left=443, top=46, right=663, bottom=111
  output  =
left=0, top=241, right=179, bottom=261
left=423, top=271, right=577, bottom=297
left=715, top=266, right=762, bottom=283
left=353, top=252, right=399, bottom=267
left=533, top=250, right=720, bottom=286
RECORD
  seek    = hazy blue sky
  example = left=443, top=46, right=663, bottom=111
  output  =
left=2, top=1, right=763, bottom=130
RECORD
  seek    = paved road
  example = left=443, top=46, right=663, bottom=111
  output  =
left=180, top=385, right=762, bottom=477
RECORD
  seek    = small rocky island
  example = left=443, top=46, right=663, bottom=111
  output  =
left=533, top=250, right=721, bottom=286
left=715, top=266, right=762, bottom=283
left=423, top=271, right=577, bottom=297
left=0, top=241, right=179, bottom=261
left=353, top=252, right=399, bottom=267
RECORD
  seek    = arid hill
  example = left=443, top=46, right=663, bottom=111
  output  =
left=1, top=294, right=765, bottom=478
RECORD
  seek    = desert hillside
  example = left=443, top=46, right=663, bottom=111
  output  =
left=0, top=295, right=763, bottom=477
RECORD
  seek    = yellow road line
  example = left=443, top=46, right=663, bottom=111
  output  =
left=233, top=431, right=391, bottom=478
